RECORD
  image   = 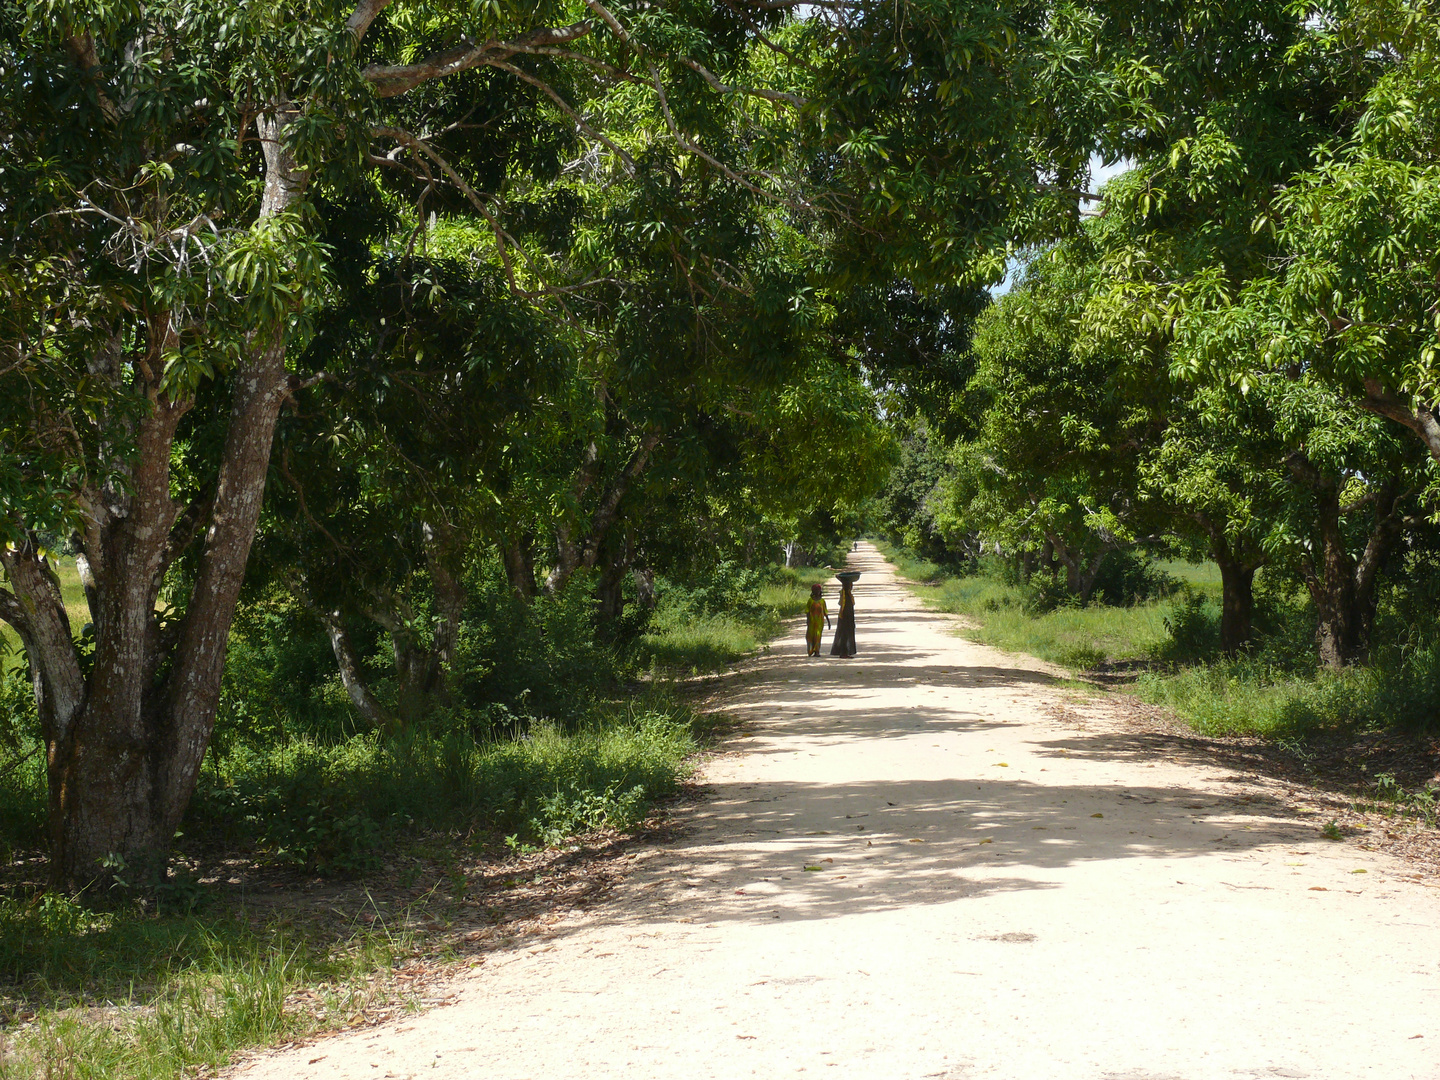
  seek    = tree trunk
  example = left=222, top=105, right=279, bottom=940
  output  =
left=632, top=567, right=657, bottom=610
left=595, top=537, right=633, bottom=624
left=502, top=535, right=537, bottom=601
left=1215, top=558, right=1256, bottom=657
left=544, top=432, right=659, bottom=594
left=12, top=108, right=309, bottom=894
left=1047, top=533, right=1107, bottom=604
left=422, top=521, right=465, bottom=705
left=318, top=610, right=392, bottom=730
left=1287, top=455, right=1404, bottom=670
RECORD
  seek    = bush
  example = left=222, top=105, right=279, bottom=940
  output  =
left=1157, top=593, right=1221, bottom=662
left=186, top=700, right=697, bottom=868
left=1090, top=549, right=1179, bottom=606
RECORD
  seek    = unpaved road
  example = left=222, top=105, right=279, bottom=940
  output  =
left=238, top=544, right=1439, bottom=1080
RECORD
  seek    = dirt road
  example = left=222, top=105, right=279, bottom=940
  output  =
left=237, top=543, right=1439, bottom=1080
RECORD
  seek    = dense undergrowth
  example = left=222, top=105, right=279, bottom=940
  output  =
left=877, top=540, right=1440, bottom=741
left=0, top=555, right=837, bottom=1077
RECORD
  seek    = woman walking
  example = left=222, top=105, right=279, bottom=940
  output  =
left=830, top=573, right=858, bottom=658
left=805, top=583, right=831, bottom=657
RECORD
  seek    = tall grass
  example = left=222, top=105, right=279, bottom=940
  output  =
left=0, top=553, right=829, bottom=1078
left=635, top=565, right=833, bottom=674
left=0, top=895, right=410, bottom=1080
left=1135, top=642, right=1440, bottom=737
left=877, top=541, right=1175, bottom=672
left=878, top=538, right=1440, bottom=741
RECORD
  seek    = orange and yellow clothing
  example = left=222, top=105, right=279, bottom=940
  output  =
left=806, top=597, right=829, bottom=656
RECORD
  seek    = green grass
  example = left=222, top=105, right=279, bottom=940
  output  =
left=636, top=566, right=834, bottom=674
left=876, top=539, right=1440, bottom=743
left=0, top=697, right=702, bottom=1077
left=1152, top=559, right=1224, bottom=597
left=0, top=897, right=410, bottom=1080
left=877, top=541, right=1172, bottom=671
left=0, top=558, right=830, bottom=1077
left=1134, top=644, right=1440, bottom=737
left=1, top=560, right=88, bottom=674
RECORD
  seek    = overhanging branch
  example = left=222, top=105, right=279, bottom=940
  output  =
left=362, top=22, right=593, bottom=97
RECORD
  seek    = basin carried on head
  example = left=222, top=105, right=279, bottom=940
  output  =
left=835, top=571, right=861, bottom=586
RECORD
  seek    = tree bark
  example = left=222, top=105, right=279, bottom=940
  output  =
left=1360, top=379, right=1440, bottom=465
left=545, top=432, right=660, bottom=594
left=318, top=610, right=392, bottom=730
left=1287, top=453, right=1405, bottom=670
left=502, top=535, right=537, bottom=601
left=1215, top=558, right=1256, bottom=657
left=1046, top=533, right=1108, bottom=604
left=422, top=521, right=465, bottom=703
left=22, top=108, right=308, bottom=893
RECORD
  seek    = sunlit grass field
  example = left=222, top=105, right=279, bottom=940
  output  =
left=875, top=539, right=1440, bottom=741
left=879, top=542, right=1176, bottom=671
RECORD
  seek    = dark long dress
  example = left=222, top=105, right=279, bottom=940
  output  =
left=830, top=586, right=856, bottom=657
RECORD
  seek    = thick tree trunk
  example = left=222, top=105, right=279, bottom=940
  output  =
left=595, top=537, right=633, bottom=624
left=502, top=536, right=537, bottom=601
left=21, top=108, right=308, bottom=893
left=1287, top=455, right=1404, bottom=670
left=1215, top=558, right=1256, bottom=657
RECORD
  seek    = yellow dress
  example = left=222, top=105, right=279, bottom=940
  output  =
left=806, top=598, right=829, bottom=655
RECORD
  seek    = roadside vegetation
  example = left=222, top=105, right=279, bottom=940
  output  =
left=9, top=0, right=1440, bottom=1075
left=876, top=539, right=1440, bottom=743
left=0, top=554, right=842, bottom=1076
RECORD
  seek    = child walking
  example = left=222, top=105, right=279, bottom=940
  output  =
left=805, top=583, right=831, bottom=657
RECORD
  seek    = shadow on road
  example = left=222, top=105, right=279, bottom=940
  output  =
left=607, top=772, right=1315, bottom=928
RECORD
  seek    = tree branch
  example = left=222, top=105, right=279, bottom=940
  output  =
left=676, top=56, right=805, bottom=107
left=1360, top=377, right=1440, bottom=464
left=346, top=0, right=394, bottom=43
left=486, top=61, right=637, bottom=173
left=362, top=22, right=594, bottom=97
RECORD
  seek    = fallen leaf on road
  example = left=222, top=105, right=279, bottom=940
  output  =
left=1308, top=886, right=1328, bottom=891
left=1091, top=813, right=1104, bottom=819
left=1351, top=869, right=1368, bottom=874
left=908, top=839, right=925, bottom=844
left=803, top=865, right=823, bottom=872
left=978, top=838, right=993, bottom=845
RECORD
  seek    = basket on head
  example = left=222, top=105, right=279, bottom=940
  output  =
left=835, top=571, right=861, bottom=586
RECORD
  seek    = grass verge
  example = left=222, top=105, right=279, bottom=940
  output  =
left=0, top=560, right=830, bottom=1077
left=873, top=540, right=1173, bottom=672
left=0, top=694, right=701, bottom=1078
left=635, top=566, right=834, bottom=674
left=873, top=539, right=1439, bottom=743
left=0, top=898, right=413, bottom=1080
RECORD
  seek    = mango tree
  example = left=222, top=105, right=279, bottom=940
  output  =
left=0, top=0, right=809, bottom=892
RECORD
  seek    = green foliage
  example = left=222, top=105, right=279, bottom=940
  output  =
left=0, top=897, right=408, bottom=1080
left=191, top=703, right=696, bottom=865
left=883, top=541, right=1440, bottom=739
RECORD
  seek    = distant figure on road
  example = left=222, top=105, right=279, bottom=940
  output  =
left=805, top=584, right=831, bottom=657
left=830, top=573, right=858, bottom=658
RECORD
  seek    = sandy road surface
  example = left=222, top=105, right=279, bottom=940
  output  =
left=237, top=543, right=1439, bottom=1080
